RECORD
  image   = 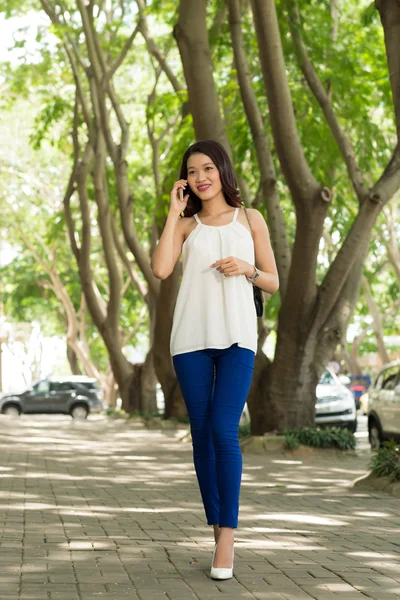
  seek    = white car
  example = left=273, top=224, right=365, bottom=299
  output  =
left=315, top=369, right=357, bottom=432
left=368, top=360, right=400, bottom=450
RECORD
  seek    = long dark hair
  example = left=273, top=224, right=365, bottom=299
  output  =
left=179, top=140, right=243, bottom=217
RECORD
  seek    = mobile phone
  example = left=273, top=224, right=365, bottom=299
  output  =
left=179, top=188, right=183, bottom=202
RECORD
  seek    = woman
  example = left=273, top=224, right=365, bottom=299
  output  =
left=151, top=140, right=279, bottom=580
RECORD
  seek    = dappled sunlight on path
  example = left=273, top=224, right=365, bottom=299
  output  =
left=0, top=415, right=399, bottom=599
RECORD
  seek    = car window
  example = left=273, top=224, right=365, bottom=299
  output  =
left=50, top=382, right=74, bottom=392
left=78, top=382, right=99, bottom=391
left=33, top=381, right=50, bottom=393
left=381, top=367, right=400, bottom=390
left=319, top=370, right=335, bottom=385
left=374, top=371, right=385, bottom=390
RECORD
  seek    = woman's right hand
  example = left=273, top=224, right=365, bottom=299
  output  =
left=170, top=179, right=190, bottom=216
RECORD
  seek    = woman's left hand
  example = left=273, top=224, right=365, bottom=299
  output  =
left=210, top=256, right=253, bottom=278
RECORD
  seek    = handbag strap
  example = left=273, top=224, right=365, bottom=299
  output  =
left=243, top=207, right=265, bottom=309
left=243, top=206, right=254, bottom=240
left=243, top=206, right=258, bottom=282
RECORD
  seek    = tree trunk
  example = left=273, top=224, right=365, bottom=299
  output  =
left=247, top=0, right=400, bottom=431
left=228, top=0, right=291, bottom=296
left=123, top=362, right=143, bottom=413
left=133, top=345, right=158, bottom=414
left=265, top=236, right=370, bottom=431
left=382, top=198, right=400, bottom=283
left=376, top=0, right=400, bottom=140
left=174, top=0, right=230, bottom=151
left=67, top=345, right=82, bottom=375
left=247, top=351, right=272, bottom=435
left=153, top=263, right=187, bottom=419
left=362, top=276, right=390, bottom=365
left=104, top=370, right=118, bottom=408
left=348, top=339, right=363, bottom=375
left=45, top=0, right=163, bottom=418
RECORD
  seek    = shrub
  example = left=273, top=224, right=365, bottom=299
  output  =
left=283, top=426, right=356, bottom=450
left=284, top=432, right=300, bottom=450
left=238, top=422, right=251, bottom=438
left=167, top=415, right=190, bottom=424
left=368, top=441, right=400, bottom=482
left=103, top=408, right=127, bottom=419
left=128, top=410, right=160, bottom=421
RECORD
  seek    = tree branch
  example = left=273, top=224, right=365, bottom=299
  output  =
left=371, top=145, right=400, bottom=206
left=93, top=133, right=122, bottom=331
left=285, top=0, right=366, bottom=203
left=122, top=305, right=148, bottom=347
left=41, top=0, right=93, bottom=133
left=72, top=144, right=107, bottom=327
left=362, top=275, right=390, bottom=364
left=136, top=0, right=185, bottom=93
left=209, top=1, right=228, bottom=44
left=174, top=0, right=230, bottom=150
left=107, top=22, right=141, bottom=80
left=315, top=145, right=400, bottom=333
left=249, top=0, right=320, bottom=204
left=63, top=169, right=80, bottom=261
left=228, top=0, right=291, bottom=297
left=110, top=212, right=151, bottom=301
left=380, top=198, right=400, bottom=283
left=376, top=0, right=400, bottom=140
left=314, top=204, right=377, bottom=333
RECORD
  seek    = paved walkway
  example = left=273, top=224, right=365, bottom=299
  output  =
left=0, top=415, right=399, bottom=600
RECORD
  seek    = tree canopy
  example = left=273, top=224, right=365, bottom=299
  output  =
left=1, top=0, right=399, bottom=427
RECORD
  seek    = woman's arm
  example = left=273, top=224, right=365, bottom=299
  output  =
left=151, top=179, right=189, bottom=280
left=246, top=209, right=279, bottom=294
left=150, top=213, right=185, bottom=280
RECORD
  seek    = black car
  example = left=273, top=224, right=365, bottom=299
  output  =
left=0, top=376, right=104, bottom=419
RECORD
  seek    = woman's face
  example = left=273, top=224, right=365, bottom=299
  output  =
left=186, top=153, right=223, bottom=201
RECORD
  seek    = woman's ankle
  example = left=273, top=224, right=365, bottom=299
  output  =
left=212, top=524, right=220, bottom=542
left=217, top=526, right=234, bottom=543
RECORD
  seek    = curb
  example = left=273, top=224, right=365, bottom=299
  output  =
left=351, top=470, right=400, bottom=497
left=239, top=435, right=357, bottom=458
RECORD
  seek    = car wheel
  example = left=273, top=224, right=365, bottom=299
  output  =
left=3, top=405, right=21, bottom=417
left=71, top=404, right=89, bottom=420
left=369, top=420, right=382, bottom=451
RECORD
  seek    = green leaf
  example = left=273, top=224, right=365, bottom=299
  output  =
left=361, top=2, right=378, bottom=26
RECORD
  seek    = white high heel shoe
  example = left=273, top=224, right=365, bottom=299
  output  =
left=210, top=543, right=234, bottom=580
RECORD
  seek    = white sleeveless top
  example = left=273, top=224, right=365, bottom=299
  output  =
left=170, top=207, right=257, bottom=357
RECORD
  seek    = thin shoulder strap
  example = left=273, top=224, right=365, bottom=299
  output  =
left=232, top=207, right=239, bottom=222
left=193, top=213, right=201, bottom=224
left=243, top=206, right=254, bottom=239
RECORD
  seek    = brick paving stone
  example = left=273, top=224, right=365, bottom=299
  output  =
left=19, top=593, right=50, bottom=600
left=0, top=415, right=400, bottom=600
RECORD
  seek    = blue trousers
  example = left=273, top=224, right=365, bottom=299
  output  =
left=172, top=343, right=255, bottom=528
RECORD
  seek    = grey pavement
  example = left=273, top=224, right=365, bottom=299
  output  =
left=0, top=414, right=399, bottom=600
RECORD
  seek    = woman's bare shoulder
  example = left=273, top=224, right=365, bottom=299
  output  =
left=180, top=214, right=197, bottom=241
left=246, top=207, right=264, bottom=218
left=245, top=207, right=266, bottom=227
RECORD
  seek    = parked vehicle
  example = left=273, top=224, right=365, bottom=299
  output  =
left=367, top=360, right=400, bottom=450
left=315, top=369, right=357, bottom=432
left=0, top=376, right=104, bottom=419
left=53, top=375, right=103, bottom=401
left=348, top=374, right=371, bottom=410
left=359, top=392, right=369, bottom=416
left=240, top=368, right=356, bottom=429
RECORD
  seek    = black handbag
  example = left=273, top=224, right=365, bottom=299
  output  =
left=243, top=207, right=264, bottom=318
